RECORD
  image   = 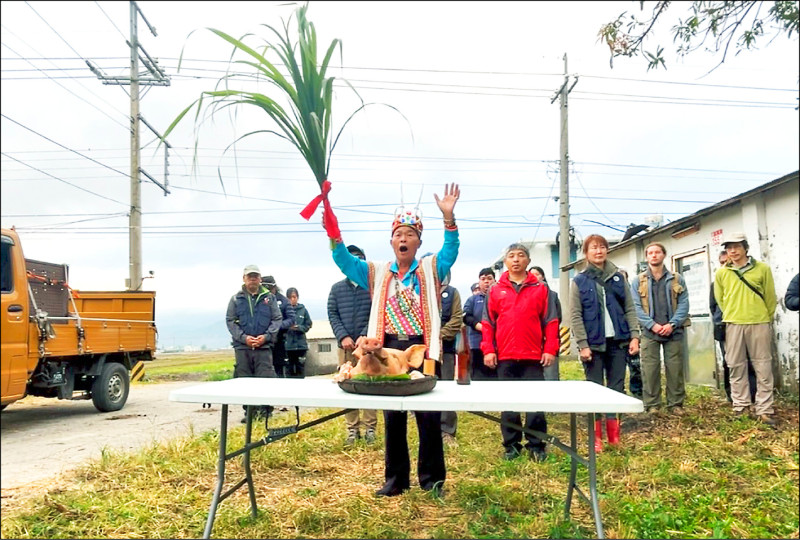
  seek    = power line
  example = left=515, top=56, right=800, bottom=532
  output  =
left=0, top=159, right=774, bottom=180
left=165, top=184, right=718, bottom=206
left=7, top=223, right=564, bottom=236
left=3, top=52, right=796, bottom=91
left=572, top=166, right=622, bottom=229
left=0, top=173, right=756, bottom=198
left=579, top=74, right=797, bottom=93
left=2, top=209, right=692, bottom=219
left=1, top=114, right=130, bottom=178
left=0, top=152, right=127, bottom=206
left=24, top=1, right=84, bottom=58
left=16, top=213, right=129, bottom=229
left=529, top=164, right=559, bottom=244
left=3, top=60, right=795, bottom=108
left=1, top=144, right=783, bottom=178
left=94, top=1, right=127, bottom=41
left=0, top=37, right=130, bottom=130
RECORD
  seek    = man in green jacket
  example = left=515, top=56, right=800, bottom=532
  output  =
left=713, top=232, right=777, bottom=426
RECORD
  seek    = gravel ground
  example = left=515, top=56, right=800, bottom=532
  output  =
left=0, top=380, right=231, bottom=504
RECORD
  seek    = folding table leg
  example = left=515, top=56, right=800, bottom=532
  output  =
left=203, top=404, right=229, bottom=539
left=587, top=413, right=605, bottom=539
left=243, top=406, right=258, bottom=518
left=564, top=413, right=578, bottom=518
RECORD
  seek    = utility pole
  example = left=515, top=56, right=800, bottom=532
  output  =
left=550, top=53, right=578, bottom=321
left=87, top=1, right=170, bottom=291
left=129, top=1, right=141, bottom=293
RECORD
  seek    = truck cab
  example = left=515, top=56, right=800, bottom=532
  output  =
left=1, top=231, right=35, bottom=406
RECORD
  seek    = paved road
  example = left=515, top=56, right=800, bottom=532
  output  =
left=0, top=380, right=232, bottom=496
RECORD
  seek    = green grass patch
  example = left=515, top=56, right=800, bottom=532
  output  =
left=3, top=356, right=798, bottom=538
left=140, top=351, right=235, bottom=383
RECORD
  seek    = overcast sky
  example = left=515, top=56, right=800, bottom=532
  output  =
left=1, top=1, right=798, bottom=346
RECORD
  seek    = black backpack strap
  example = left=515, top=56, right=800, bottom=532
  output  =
left=734, top=270, right=765, bottom=302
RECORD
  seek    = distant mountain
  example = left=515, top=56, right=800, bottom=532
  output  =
left=155, top=311, right=231, bottom=351
left=155, top=299, right=330, bottom=351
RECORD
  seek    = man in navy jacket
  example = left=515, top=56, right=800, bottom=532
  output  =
left=463, top=267, right=496, bottom=380
left=327, top=245, right=376, bottom=445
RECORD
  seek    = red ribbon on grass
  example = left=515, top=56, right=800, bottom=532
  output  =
left=300, top=179, right=341, bottom=241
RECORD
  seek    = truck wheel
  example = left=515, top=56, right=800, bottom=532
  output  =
left=91, top=363, right=130, bottom=412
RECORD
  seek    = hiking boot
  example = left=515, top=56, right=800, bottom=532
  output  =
left=364, top=428, right=376, bottom=444
left=644, top=406, right=661, bottom=417
left=503, top=446, right=522, bottom=461
left=344, top=429, right=360, bottom=446
left=734, top=407, right=751, bottom=418
left=442, top=433, right=458, bottom=447
left=757, top=414, right=777, bottom=426
left=668, top=406, right=685, bottom=416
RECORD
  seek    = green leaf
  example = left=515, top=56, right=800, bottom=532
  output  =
left=163, top=2, right=407, bottom=196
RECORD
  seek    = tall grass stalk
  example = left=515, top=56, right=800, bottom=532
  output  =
left=162, top=2, right=405, bottom=207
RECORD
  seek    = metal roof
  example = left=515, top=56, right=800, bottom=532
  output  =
left=561, top=170, right=799, bottom=271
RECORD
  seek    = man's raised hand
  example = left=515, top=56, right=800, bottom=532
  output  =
left=434, top=183, right=460, bottom=218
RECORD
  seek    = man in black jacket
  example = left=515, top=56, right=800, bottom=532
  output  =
left=262, top=275, right=296, bottom=379
left=327, top=245, right=376, bottom=445
left=786, top=273, right=799, bottom=312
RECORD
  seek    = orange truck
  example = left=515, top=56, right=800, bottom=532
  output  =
left=1, top=227, right=157, bottom=412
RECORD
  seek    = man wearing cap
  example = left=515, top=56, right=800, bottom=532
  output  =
left=710, top=249, right=757, bottom=403
left=330, top=183, right=460, bottom=497
left=226, top=265, right=283, bottom=422
left=714, top=232, right=778, bottom=426
left=463, top=267, right=497, bottom=380
left=261, top=275, right=296, bottom=378
left=327, top=244, right=378, bottom=446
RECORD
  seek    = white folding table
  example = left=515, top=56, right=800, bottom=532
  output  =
left=169, top=378, right=643, bottom=539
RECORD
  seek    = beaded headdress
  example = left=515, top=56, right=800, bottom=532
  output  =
left=391, top=206, right=423, bottom=237
left=391, top=183, right=425, bottom=237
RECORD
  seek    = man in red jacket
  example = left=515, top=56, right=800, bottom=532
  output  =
left=481, top=243, right=559, bottom=462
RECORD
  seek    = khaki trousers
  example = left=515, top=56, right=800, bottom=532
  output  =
left=725, top=323, right=774, bottom=415
left=338, top=348, right=378, bottom=431
left=640, top=336, right=685, bottom=409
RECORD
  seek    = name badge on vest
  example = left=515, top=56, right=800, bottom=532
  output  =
left=398, top=333, right=409, bottom=341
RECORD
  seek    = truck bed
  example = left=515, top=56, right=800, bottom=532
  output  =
left=31, top=290, right=157, bottom=360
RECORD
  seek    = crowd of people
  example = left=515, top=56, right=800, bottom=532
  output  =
left=225, top=182, right=798, bottom=497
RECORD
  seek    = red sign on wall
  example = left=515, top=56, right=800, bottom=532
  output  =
left=711, top=229, right=723, bottom=245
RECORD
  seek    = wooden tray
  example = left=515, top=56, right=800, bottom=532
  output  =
left=338, top=375, right=437, bottom=396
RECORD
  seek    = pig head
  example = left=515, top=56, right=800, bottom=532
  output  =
left=335, top=337, right=426, bottom=380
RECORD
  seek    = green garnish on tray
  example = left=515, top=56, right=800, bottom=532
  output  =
left=350, top=373, right=412, bottom=382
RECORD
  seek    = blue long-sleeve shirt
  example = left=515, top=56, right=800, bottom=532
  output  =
left=332, top=229, right=460, bottom=292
